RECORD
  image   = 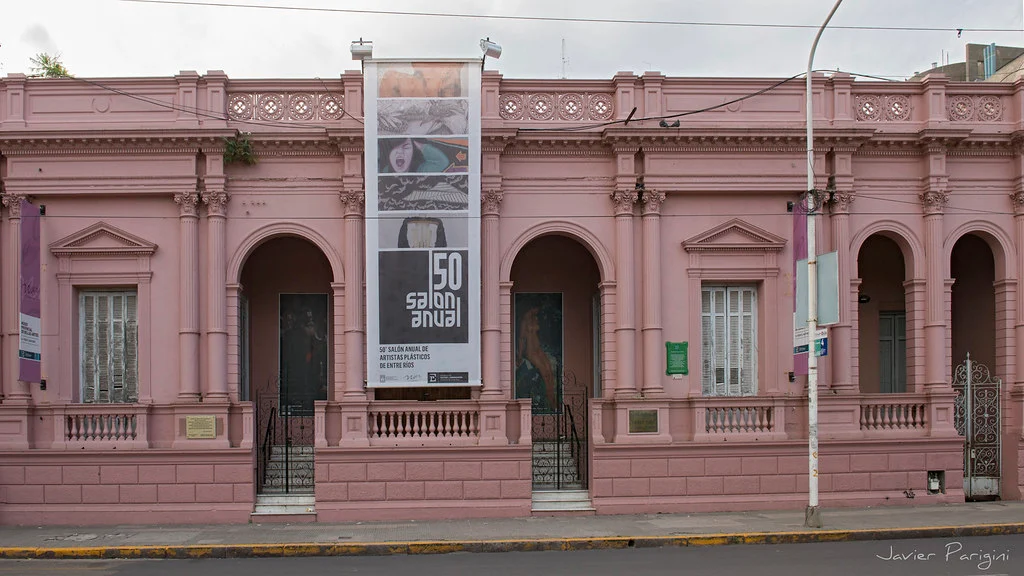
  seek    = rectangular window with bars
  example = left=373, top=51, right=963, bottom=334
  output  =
left=79, top=290, right=138, bottom=403
left=701, top=285, right=757, bottom=396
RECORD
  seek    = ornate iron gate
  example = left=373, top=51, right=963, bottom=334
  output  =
left=952, top=354, right=1001, bottom=499
left=531, top=374, right=588, bottom=490
left=255, top=377, right=315, bottom=494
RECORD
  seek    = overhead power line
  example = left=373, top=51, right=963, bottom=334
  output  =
left=119, top=0, right=1022, bottom=34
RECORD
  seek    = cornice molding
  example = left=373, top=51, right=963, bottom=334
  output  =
left=0, top=131, right=231, bottom=155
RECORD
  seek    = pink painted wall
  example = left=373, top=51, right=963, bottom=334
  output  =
left=2, top=69, right=1021, bottom=525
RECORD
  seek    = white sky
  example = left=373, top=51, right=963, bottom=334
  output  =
left=1, top=0, right=1022, bottom=81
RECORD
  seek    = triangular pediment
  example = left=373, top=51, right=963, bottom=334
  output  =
left=50, top=222, right=157, bottom=257
left=682, top=219, right=786, bottom=252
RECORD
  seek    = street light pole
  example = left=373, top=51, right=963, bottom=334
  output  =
left=805, top=0, right=844, bottom=529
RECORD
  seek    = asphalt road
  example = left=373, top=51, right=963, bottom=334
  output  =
left=1, top=534, right=1021, bottom=576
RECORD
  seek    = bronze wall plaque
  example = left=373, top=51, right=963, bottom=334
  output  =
left=185, top=415, right=217, bottom=439
left=628, top=409, right=659, bottom=434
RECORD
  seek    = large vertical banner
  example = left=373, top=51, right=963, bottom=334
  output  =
left=365, top=60, right=481, bottom=387
left=19, top=198, right=41, bottom=382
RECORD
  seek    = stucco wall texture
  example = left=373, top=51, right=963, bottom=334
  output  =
left=0, top=68, right=1021, bottom=524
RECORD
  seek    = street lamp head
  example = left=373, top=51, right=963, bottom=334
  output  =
left=350, top=38, right=373, bottom=61
left=480, top=38, right=502, bottom=60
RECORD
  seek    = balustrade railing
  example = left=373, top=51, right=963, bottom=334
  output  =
left=53, top=404, right=149, bottom=449
left=693, top=397, right=781, bottom=440
left=368, top=401, right=480, bottom=445
left=859, top=394, right=927, bottom=432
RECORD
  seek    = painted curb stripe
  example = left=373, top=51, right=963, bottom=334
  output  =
left=1, top=523, right=1023, bottom=559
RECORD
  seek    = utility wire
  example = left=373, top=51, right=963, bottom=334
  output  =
left=119, top=0, right=1022, bottom=34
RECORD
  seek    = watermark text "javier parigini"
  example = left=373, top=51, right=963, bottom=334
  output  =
left=876, top=541, right=1010, bottom=571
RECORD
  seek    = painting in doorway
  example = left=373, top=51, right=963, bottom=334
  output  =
left=279, top=293, right=329, bottom=415
left=515, top=293, right=563, bottom=414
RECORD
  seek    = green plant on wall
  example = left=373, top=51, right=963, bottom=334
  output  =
left=29, top=52, right=71, bottom=78
left=223, top=132, right=258, bottom=166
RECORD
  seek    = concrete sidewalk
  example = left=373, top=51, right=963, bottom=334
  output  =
left=1, top=502, right=1023, bottom=559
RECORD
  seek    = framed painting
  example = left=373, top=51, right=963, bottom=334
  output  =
left=514, top=292, right=563, bottom=414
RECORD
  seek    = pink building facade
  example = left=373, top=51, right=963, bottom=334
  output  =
left=0, top=68, right=1022, bottom=525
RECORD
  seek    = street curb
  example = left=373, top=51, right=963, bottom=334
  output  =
left=2, top=523, right=1023, bottom=560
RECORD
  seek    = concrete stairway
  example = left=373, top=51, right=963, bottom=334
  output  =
left=260, top=445, right=315, bottom=494
left=531, top=489, right=595, bottom=513
left=531, top=440, right=582, bottom=490
left=252, top=493, right=316, bottom=517
left=531, top=440, right=593, bottom=513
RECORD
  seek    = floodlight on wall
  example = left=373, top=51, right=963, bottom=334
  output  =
left=350, top=38, right=373, bottom=61
left=480, top=38, right=502, bottom=61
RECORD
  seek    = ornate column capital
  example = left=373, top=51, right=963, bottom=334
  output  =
left=339, top=190, right=365, bottom=216
left=174, top=191, right=200, bottom=217
left=611, top=189, right=639, bottom=216
left=920, top=189, right=948, bottom=215
left=640, top=189, right=666, bottom=215
left=1, top=193, right=26, bottom=218
left=202, top=190, right=230, bottom=217
left=830, top=191, right=855, bottom=214
left=481, top=189, right=504, bottom=216
left=1011, top=191, right=1024, bottom=216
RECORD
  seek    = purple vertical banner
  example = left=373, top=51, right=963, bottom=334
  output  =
left=793, top=200, right=808, bottom=376
left=19, top=198, right=41, bottom=383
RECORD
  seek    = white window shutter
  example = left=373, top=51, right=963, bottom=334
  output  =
left=81, top=294, right=97, bottom=403
left=79, top=290, right=139, bottom=404
left=701, top=285, right=758, bottom=397
left=125, top=293, right=139, bottom=402
left=701, top=289, right=713, bottom=396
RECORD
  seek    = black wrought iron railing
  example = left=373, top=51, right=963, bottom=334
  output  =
left=256, top=393, right=276, bottom=494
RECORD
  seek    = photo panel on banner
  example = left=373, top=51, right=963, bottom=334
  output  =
left=365, top=59, right=481, bottom=388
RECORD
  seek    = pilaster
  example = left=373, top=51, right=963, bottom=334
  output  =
left=921, top=187, right=949, bottom=391
left=611, top=189, right=638, bottom=399
left=479, top=189, right=507, bottom=446
left=640, top=189, right=666, bottom=397
left=1, top=193, right=30, bottom=403
left=202, top=188, right=230, bottom=401
left=829, top=190, right=855, bottom=392
left=174, top=191, right=201, bottom=402
left=339, top=189, right=367, bottom=404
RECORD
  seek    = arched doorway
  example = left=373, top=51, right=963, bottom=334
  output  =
left=857, top=235, right=909, bottom=394
left=510, top=234, right=601, bottom=494
left=240, top=236, right=333, bottom=497
left=950, top=233, right=1000, bottom=499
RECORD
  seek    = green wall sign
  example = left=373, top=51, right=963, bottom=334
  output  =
left=666, top=341, right=688, bottom=375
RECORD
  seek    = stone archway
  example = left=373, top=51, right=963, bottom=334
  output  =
left=510, top=234, right=601, bottom=492
left=857, top=234, right=910, bottom=393
left=239, top=235, right=333, bottom=497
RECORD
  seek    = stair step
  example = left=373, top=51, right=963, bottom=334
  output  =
left=258, top=487, right=315, bottom=495
left=252, top=505, right=316, bottom=515
left=531, top=489, right=593, bottom=511
left=256, top=494, right=315, bottom=505
left=531, top=502, right=595, bottom=512
left=532, top=490, right=590, bottom=502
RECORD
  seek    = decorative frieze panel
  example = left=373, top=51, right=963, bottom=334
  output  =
left=499, top=92, right=614, bottom=121
left=854, top=94, right=913, bottom=122
left=227, top=92, right=346, bottom=122
left=948, top=95, right=1003, bottom=122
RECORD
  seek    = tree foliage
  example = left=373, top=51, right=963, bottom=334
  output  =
left=29, top=53, right=71, bottom=78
